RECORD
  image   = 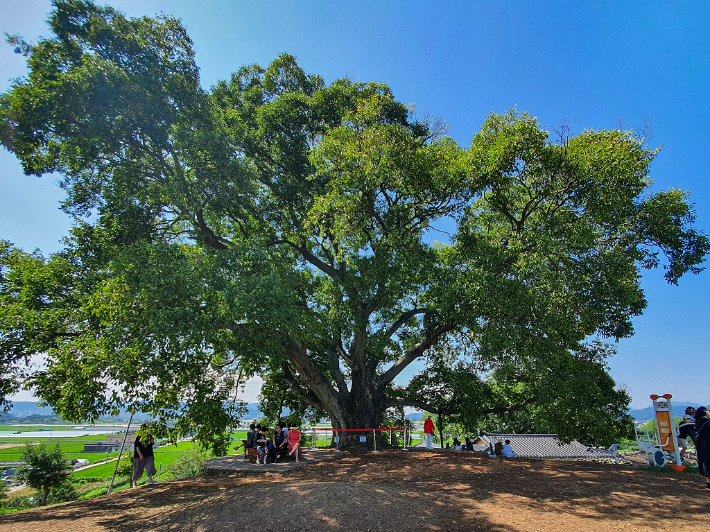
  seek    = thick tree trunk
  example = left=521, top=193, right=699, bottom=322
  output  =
left=320, top=376, right=388, bottom=447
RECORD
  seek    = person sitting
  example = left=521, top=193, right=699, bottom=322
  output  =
left=253, top=425, right=269, bottom=465
left=234, top=423, right=257, bottom=454
left=464, top=437, right=474, bottom=451
left=288, top=424, right=301, bottom=462
left=445, top=442, right=451, bottom=450
left=452, top=437, right=462, bottom=450
left=493, top=441, right=504, bottom=456
left=501, top=439, right=517, bottom=458
left=269, top=424, right=289, bottom=463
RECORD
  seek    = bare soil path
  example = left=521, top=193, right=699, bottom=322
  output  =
left=0, top=450, right=707, bottom=531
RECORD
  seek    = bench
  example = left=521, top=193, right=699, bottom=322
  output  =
left=246, top=446, right=302, bottom=464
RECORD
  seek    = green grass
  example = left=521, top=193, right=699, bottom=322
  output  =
left=3, top=431, right=249, bottom=480
left=72, top=461, right=122, bottom=479
left=72, top=440, right=206, bottom=479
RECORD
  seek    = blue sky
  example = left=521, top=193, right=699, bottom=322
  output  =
left=1, top=0, right=708, bottom=408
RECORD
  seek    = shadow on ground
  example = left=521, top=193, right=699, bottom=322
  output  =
left=0, top=450, right=707, bottom=532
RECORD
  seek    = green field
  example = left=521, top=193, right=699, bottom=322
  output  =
left=0, top=436, right=122, bottom=464
left=73, top=440, right=217, bottom=479
left=0, top=430, right=260, bottom=511
left=0, top=426, right=78, bottom=432
left=1, top=429, right=259, bottom=481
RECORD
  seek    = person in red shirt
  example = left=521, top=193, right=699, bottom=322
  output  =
left=424, top=416, right=435, bottom=449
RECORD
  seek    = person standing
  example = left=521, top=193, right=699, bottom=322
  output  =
left=131, top=423, right=157, bottom=487
left=678, top=415, right=698, bottom=458
left=423, top=416, right=435, bottom=449
left=693, top=406, right=710, bottom=489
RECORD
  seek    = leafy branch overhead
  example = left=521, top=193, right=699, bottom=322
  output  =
left=0, top=0, right=707, bottom=448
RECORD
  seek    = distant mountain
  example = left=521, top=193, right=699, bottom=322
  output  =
left=4, top=401, right=149, bottom=422
left=239, top=403, right=264, bottom=421
left=5, top=401, right=706, bottom=425
left=628, top=402, right=705, bottom=421
left=2, top=401, right=266, bottom=423
left=5, top=401, right=55, bottom=418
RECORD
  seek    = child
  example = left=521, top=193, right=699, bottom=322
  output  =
left=255, top=443, right=267, bottom=465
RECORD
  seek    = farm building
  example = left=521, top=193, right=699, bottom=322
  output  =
left=82, top=432, right=136, bottom=453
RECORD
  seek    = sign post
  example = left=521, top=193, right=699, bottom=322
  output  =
left=650, top=394, right=683, bottom=468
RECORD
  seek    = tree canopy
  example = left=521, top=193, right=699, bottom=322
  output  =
left=1, top=0, right=707, bottom=450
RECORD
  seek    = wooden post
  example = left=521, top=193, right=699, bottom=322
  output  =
left=107, top=412, right=134, bottom=495
left=437, top=410, right=444, bottom=450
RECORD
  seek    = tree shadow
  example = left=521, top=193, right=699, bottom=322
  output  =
left=0, top=451, right=707, bottom=531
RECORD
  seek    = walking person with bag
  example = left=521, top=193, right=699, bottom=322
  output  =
left=131, top=423, right=157, bottom=487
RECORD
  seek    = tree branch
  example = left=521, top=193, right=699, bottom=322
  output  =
left=275, top=239, right=343, bottom=280
left=384, top=395, right=538, bottom=417
left=384, top=398, right=457, bottom=415
left=195, top=210, right=229, bottom=250
left=384, top=308, right=428, bottom=338
left=327, top=337, right=350, bottom=397
left=377, top=322, right=455, bottom=390
left=479, top=396, right=537, bottom=416
left=284, top=335, right=349, bottom=421
left=281, top=363, right=323, bottom=411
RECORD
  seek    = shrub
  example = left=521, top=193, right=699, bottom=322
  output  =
left=0, top=495, right=35, bottom=513
left=77, top=475, right=130, bottom=499
left=164, top=446, right=208, bottom=480
left=46, top=482, right=77, bottom=504
left=115, top=452, right=133, bottom=477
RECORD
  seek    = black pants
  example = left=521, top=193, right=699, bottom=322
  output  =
left=268, top=445, right=288, bottom=462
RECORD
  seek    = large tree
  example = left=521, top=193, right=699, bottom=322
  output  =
left=1, top=1, right=707, bottom=449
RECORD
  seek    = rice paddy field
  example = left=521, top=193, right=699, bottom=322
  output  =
left=0, top=426, right=256, bottom=511
left=0, top=426, right=250, bottom=479
left=0, top=431, right=118, bottom=464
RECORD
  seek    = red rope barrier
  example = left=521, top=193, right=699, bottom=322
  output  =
left=310, top=427, right=405, bottom=432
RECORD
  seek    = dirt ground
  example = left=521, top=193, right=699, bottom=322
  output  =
left=0, top=449, right=707, bottom=532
